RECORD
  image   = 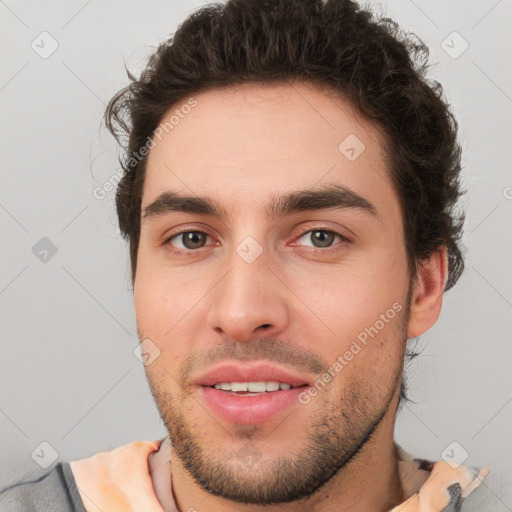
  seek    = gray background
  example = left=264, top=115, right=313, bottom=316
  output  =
left=1, top=0, right=511, bottom=507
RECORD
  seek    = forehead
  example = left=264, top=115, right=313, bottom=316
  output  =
left=142, top=81, right=400, bottom=225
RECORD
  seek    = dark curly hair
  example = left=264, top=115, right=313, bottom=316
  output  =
left=104, top=0, right=466, bottom=407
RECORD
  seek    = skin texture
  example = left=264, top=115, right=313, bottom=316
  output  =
left=137, top=82, right=448, bottom=512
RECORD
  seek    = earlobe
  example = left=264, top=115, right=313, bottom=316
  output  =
left=407, top=246, right=449, bottom=338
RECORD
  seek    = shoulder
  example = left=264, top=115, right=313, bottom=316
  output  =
left=394, top=443, right=491, bottom=512
left=0, top=462, right=86, bottom=512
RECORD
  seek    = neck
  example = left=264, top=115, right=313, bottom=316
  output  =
left=149, top=405, right=405, bottom=512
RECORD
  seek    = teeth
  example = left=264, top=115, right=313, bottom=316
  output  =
left=213, top=381, right=293, bottom=392
left=265, top=381, right=280, bottom=391
left=231, top=382, right=248, bottom=392
left=248, top=381, right=266, bottom=392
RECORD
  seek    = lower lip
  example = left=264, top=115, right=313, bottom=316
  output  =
left=198, top=386, right=308, bottom=424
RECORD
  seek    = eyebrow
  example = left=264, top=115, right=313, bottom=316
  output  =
left=142, top=184, right=379, bottom=222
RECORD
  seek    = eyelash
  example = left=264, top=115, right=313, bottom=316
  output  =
left=161, top=226, right=351, bottom=256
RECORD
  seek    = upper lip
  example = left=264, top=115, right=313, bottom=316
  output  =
left=192, top=362, right=311, bottom=388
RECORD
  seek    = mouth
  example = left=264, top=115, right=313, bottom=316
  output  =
left=193, top=362, right=312, bottom=424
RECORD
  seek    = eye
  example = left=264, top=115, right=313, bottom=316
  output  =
left=164, top=230, right=213, bottom=254
left=293, top=229, right=350, bottom=251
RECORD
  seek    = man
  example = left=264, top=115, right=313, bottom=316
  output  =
left=0, top=0, right=490, bottom=510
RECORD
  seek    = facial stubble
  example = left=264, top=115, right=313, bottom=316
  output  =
left=143, top=300, right=410, bottom=505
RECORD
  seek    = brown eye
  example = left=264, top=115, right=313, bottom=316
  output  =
left=180, top=232, right=208, bottom=249
left=165, top=231, right=212, bottom=252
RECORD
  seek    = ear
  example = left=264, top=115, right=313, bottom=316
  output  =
left=407, top=246, right=449, bottom=338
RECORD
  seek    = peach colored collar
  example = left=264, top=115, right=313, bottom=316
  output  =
left=70, top=439, right=168, bottom=512
left=70, top=439, right=490, bottom=512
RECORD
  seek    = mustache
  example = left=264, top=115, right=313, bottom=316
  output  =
left=179, top=336, right=329, bottom=386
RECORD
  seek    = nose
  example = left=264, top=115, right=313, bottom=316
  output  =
left=206, top=240, right=290, bottom=342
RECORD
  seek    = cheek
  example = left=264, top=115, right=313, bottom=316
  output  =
left=134, top=266, right=207, bottom=375
left=134, top=269, right=182, bottom=370
left=134, top=261, right=186, bottom=331
left=315, top=307, right=405, bottom=407
left=299, top=257, right=406, bottom=330
left=294, top=255, right=408, bottom=374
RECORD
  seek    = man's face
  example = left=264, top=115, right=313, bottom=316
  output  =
left=135, top=82, right=411, bottom=504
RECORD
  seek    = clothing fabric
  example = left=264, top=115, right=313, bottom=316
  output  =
left=0, top=461, right=85, bottom=512
left=0, top=438, right=490, bottom=511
